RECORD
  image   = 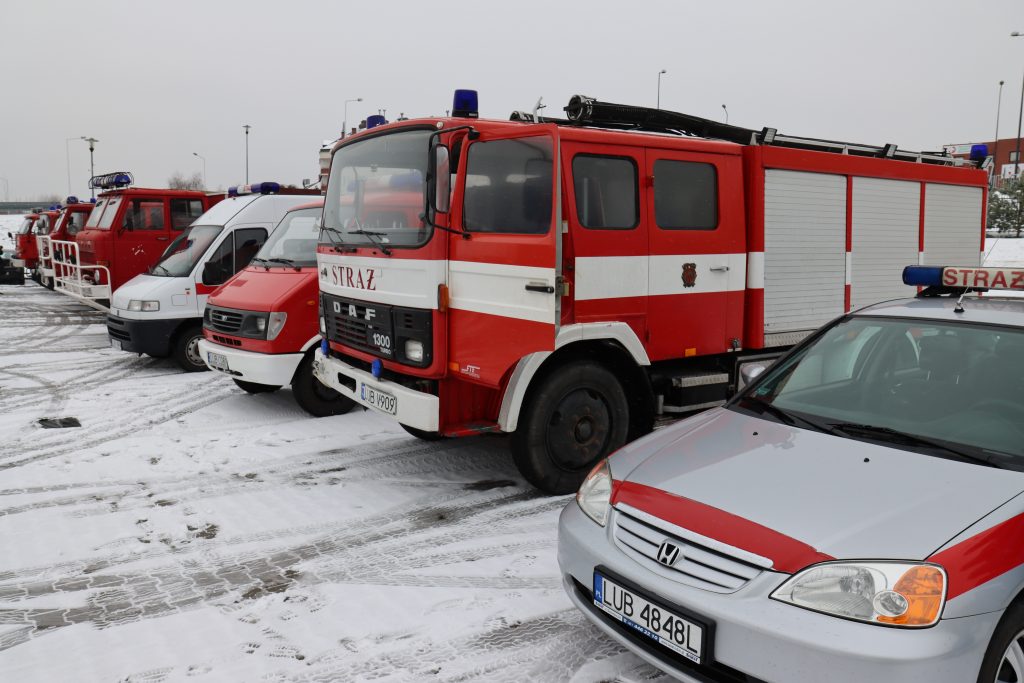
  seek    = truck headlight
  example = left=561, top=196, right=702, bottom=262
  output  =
left=319, top=315, right=327, bottom=335
left=267, top=312, right=287, bottom=341
left=404, top=339, right=424, bottom=362
left=771, top=562, right=946, bottom=627
left=576, top=459, right=613, bottom=526
left=128, top=300, right=160, bottom=312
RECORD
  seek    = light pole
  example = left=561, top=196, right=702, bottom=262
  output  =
left=343, top=97, right=362, bottom=138
left=192, top=152, right=206, bottom=188
left=242, top=125, right=251, bottom=184
left=993, top=81, right=1005, bottom=187
left=722, top=104, right=729, bottom=124
left=82, top=137, right=99, bottom=200
left=1012, top=32, right=1024, bottom=234
left=657, top=70, right=667, bottom=109
left=65, top=136, right=85, bottom=195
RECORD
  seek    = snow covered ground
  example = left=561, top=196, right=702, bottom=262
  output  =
left=2, top=209, right=1023, bottom=683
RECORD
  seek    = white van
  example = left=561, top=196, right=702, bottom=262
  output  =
left=107, top=183, right=319, bottom=371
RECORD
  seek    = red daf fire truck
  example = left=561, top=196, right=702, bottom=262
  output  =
left=51, top=172, right=222, bottom=308
left=11, top=206, right=59, bottom=274
left=313, top=91, right=989, bottom=493
left=35, top=197, right=95, bottom=288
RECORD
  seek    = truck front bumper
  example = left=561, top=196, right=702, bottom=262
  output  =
left=106, top=315, right=186, bottom=357
left=197, top=338, right=302, bottom=387
left=313, top=350, right=439, bottom=431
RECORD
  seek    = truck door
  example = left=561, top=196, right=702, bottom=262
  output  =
left=643, top=149, right=744, bottom=360
left=115, top=196, right=170, bottom=289
left=448, top=128, right=559, bottom=387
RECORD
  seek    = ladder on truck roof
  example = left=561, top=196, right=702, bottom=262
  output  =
left=510, top=95, right=970, bottom=167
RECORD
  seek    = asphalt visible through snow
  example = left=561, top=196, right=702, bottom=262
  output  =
left=0, top=281, right=665, bottom=682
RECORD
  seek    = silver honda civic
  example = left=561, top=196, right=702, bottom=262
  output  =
left=559, top=275, right=1024, bottom=682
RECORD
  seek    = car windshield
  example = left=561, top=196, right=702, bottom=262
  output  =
left=736, top=316, right=1024, bottom=464
left=321, top=129, right=432, bottom=249
left=151, top=225, right=222, bottom=277
left=254, top=206, right=322, bottom=268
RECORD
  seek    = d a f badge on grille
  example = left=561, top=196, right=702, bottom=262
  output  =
left=656, top=540, right=681, bottom=567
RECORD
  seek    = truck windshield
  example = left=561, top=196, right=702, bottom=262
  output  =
left=33, top=216, right=51, bottom=235
left=85, top=199, right=108, bottom=228
left=151, top=225, right=223, bottom=277
left=321, top=129, right=432, bottom=249
left=96, top=197, right=122, bottom=230
left=737, top=316, right=1024, bottom=466
left=17, top=218, right=35, bottom=235
left=255, top=206, right=322, bottom=268
left=66, top=211, right=88, bottom=236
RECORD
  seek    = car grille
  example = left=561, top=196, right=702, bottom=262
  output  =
left=206, top=308, right=244, bottom=333
left=612, top=506, right=764, bottom=593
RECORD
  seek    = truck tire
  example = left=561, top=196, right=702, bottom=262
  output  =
left=511, top=360, right=629, bottom=495
left=233, top=379, right=280, bottom=394
left=292, top=354, right=355, bottom=417
left=401, top=424, right=445, bottom=441
left=172, top=324, right=208, bottom=373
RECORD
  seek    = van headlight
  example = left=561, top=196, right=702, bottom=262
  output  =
left=771, top=562, right=946, bottom=627
left=267, top=312, right=287, bottom=341
left=127, top=300, right=160, bottom=312
left=576, top=459, right=613, bottom=526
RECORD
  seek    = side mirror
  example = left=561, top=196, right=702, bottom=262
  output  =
left=739, top=363, right=768, bottom=388
left=430, top=144, right=451, bottom=214
left=202, top=261, right=229, bottom=287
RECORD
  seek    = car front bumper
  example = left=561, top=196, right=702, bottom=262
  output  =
left=313, top=350, right=439, bottom=431
left=106, top=314, right=187, bottom=357
left=558, top=501, right=996, bottom=683
left=197, top=338, right=302, bottom=387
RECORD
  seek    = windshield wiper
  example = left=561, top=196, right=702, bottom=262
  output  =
left=266, top=257, right=302, bottom=272
left=250, top=257, right=271, bottom=271
left=319, top=226, right=355, bottom=253
left=739, top=395, right=832, bottom=433
left=346, top=229, right=392, bottom=256
left=827, top=422, right=1000, bottom=468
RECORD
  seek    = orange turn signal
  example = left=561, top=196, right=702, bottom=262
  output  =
left=876, top=565, right=945, bottom=626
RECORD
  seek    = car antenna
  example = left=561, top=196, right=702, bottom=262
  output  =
left=954, top=289, right=968, bottom=314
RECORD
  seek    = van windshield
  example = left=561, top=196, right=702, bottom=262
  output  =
left=150, top=225, right=222, bottom=277
left=253, top=206, right=322, bottom=268
left=85, top=199, right=108, bottom=228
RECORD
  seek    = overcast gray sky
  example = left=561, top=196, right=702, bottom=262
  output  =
left=1, top=0, right=1022, bottom=200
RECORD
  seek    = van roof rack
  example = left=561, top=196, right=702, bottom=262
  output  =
left=511, top=95, right=967, bottom=168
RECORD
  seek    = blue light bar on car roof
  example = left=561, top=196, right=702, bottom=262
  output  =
left=903, top=265, right=1024, bottom=290
left=228, top=182, right=281, bottom=197
left=89, top=171, right=134, bottom=190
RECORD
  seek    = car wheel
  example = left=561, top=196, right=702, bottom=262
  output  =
left=172, top=325, right=208, bottom=373
left=292, top=354, right=355, bottom=417
left=233, top=379, right=280, bottom=394
left=511, top=360, right=629, bottom=495
left=401, top=424, right=445, bottom=441
left=978, top=602, right=1024, bottom=682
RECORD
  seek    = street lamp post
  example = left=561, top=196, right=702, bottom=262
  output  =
left=994, top=80, right=1005, bottom=186
left=65, top=136, right=85, bottom=195
left=722, top=104, right=729, bottom=124
left=242, top=125, right=251, bottom=184
left=82, top=137, right=99, bottom=200
left=343, top=97, right=363, bottom=138
left=657, top=70, right=667, bottom=109
left=192, top=152, right=207, bottom=188
left=1011, top=32, right=1024, bottom=234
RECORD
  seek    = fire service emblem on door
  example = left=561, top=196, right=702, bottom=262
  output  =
left=681, top=263, right=697, bottom=288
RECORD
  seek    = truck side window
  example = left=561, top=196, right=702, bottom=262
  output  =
left=123, top=199, right=166, bottom=231
left=170, top=199, right=204, bottom=230
left=572, top=155, right=638, bottom=230
left=463, top=136, right=553, bottom=234
left=653, top=160, right=718, bottom=230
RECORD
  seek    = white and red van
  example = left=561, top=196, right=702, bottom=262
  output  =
left=106, top=183, right=318, bottom=371
left=51, top=172, right=222, bottom=308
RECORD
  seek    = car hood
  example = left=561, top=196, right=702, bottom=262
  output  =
left=208, top=267, right=314, bottom=312
left=611, top=408, right=1024, bottom=568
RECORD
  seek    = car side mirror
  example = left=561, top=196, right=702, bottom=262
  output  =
left=739, top=363, right=767, bottom=388
left=202, top=261, right=229, bottom=286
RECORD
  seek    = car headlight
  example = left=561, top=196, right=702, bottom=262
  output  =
left=771, top=561, right=946, bottom=627
left=267, top=311, right=287, bottom=341
left=127, top=299, right=160, bottom=312
left=404, top=339, right=424, bottom=363
left=576, top=459, right=613, bottom=526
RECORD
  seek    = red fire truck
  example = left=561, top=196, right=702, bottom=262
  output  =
left=35, top=197, right=95, bottom=288
left=11, top=206, right=59, bottom=274
left=313, top=91, right=989, bottom=493
left=51, top=172, right=222, bottom=308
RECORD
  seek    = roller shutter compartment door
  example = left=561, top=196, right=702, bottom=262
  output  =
left=851, top=177, right=920, bottom=310
left=923, top=184, right=983, bottom=267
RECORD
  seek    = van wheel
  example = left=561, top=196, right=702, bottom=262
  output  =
left=401, top=424, right=445, bottom=441
left=172, top=325, right=208, bottom=373
left=233, top=379, right=280, bottom=394
left=978, top=602, right=1024, bottom=682
left=292, top=355, right=355, bottom=417
left=511, top=361, right=629, bottom=495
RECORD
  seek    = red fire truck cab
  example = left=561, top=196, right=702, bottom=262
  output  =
left=313, top=91, right=988, bottom=493
left=199, top=199, right=354, bottom=416
left=35, top=197, right=95, bottom=288
left=11, top=207, right=58, bottom=273
left=52, top=172, right=221, bottom=308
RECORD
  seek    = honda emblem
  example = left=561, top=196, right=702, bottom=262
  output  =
left=656, top=541, right=681, bottom=567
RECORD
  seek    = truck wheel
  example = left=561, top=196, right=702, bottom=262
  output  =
left=172, top=325, right=208, bottom=373
left=292, top=355, right=355, bottom=417
left=511, top=360, right=629, bottom=495
left=233, top=379, right=280, bottom=394
left=978, top=601, right=1024, bottom=683
left=401, top=424, right=445, bottom=441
